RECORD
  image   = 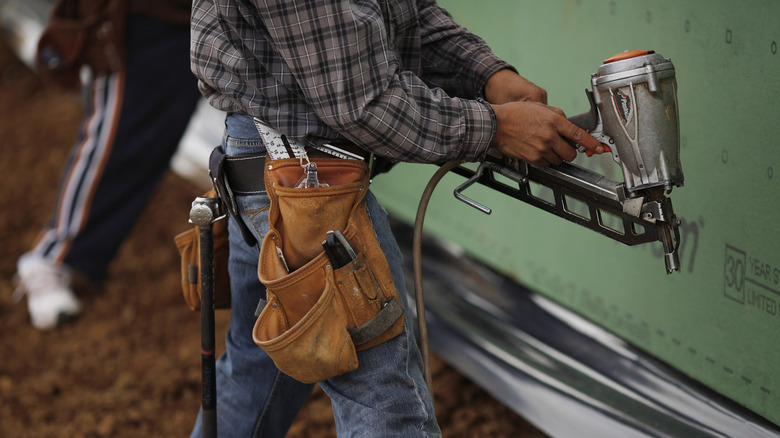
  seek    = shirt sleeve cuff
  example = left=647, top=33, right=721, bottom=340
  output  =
left=458, top=97, right=496, bottom=162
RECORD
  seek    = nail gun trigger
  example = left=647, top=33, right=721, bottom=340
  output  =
left=585, top=143, right=612, bottom=157
left=572, top=138, right=611, bottom=157
left=580, top=130, right=614, bottom=157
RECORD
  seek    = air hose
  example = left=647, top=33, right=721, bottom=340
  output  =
left=412, top=160, right=461, bottom=399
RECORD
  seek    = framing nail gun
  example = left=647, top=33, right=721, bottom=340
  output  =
left=454, top=50, right=684, bottom=274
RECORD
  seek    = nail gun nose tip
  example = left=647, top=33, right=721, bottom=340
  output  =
left=665, top=253, right=681, bottom=274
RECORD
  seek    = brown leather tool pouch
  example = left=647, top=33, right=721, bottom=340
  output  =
left=253, top=157, right=404, bottom=383
left=174, top=190, right=231, bottom=311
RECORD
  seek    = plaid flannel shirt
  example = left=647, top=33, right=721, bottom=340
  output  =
left=191, top=0, right=512, bottom=163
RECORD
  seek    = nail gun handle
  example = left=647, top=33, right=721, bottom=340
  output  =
left=568, top=90, right=599, bottom=132
left=565, top=90, right=611, bottom=157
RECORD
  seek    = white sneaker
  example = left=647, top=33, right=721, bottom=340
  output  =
left=13, top=254, right=82, bottom=330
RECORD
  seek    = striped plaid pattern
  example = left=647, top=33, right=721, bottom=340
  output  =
left=191, top=0, right=512, bottom=163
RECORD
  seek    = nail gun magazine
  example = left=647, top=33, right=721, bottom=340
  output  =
left=453, top=50, right=684, bottom=274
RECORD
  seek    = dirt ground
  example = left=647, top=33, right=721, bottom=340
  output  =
left=0, top=35, right=546, bottom=437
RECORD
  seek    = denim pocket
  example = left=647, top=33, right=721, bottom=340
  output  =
left=239, top=194, right=271, bottom=241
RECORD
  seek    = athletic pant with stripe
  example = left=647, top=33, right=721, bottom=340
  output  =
left=26, top=15, right=201, bottom=285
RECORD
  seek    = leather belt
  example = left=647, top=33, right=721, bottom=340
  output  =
left=223, top=154, right=267, bottom=195
left=223, top=145, right=370, bottom=195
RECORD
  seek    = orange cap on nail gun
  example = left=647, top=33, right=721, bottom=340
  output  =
left=604, top=49, right=655, bottom=63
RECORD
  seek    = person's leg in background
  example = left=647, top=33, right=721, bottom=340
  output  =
left=14, top=15, right=201, bottom=330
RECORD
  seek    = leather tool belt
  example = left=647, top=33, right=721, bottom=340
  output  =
left=209, top=147, right=404, bottom=383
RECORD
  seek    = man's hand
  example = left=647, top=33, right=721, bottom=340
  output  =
left=484, top=68, right=547, bottom=104
left=491, top=101, right=605, bottom=167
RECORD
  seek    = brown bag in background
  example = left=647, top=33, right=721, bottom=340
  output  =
left=35, top=0, right=129, bottom=90
left=174, top=191, right=231, bottom=312
left=252, top=157, right=404, bottom=383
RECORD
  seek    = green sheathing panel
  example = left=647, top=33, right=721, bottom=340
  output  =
left=371, top=0, right=780, bottom=425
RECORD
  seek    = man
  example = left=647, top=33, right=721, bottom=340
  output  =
left=13, top=0, right=201, bottom=330
left=189, top=0, right=604, bottom=436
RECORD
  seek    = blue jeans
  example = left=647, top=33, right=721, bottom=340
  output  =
left=190, top=114, right=440, bottom=437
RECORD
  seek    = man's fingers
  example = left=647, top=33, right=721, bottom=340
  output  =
left=559, top=120, right=604, bottom=155
left=530, top=157, right=551, bottom=167
left=492, top=102, right=607, bottom=167
left=548, top=106, right=567, bottom=118
left=551, top=139, right=577, bottom=163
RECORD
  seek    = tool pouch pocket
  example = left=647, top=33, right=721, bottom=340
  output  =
left=253, top=157, right=404, bottom=383
left=173, top=190, right=231, bottom=311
